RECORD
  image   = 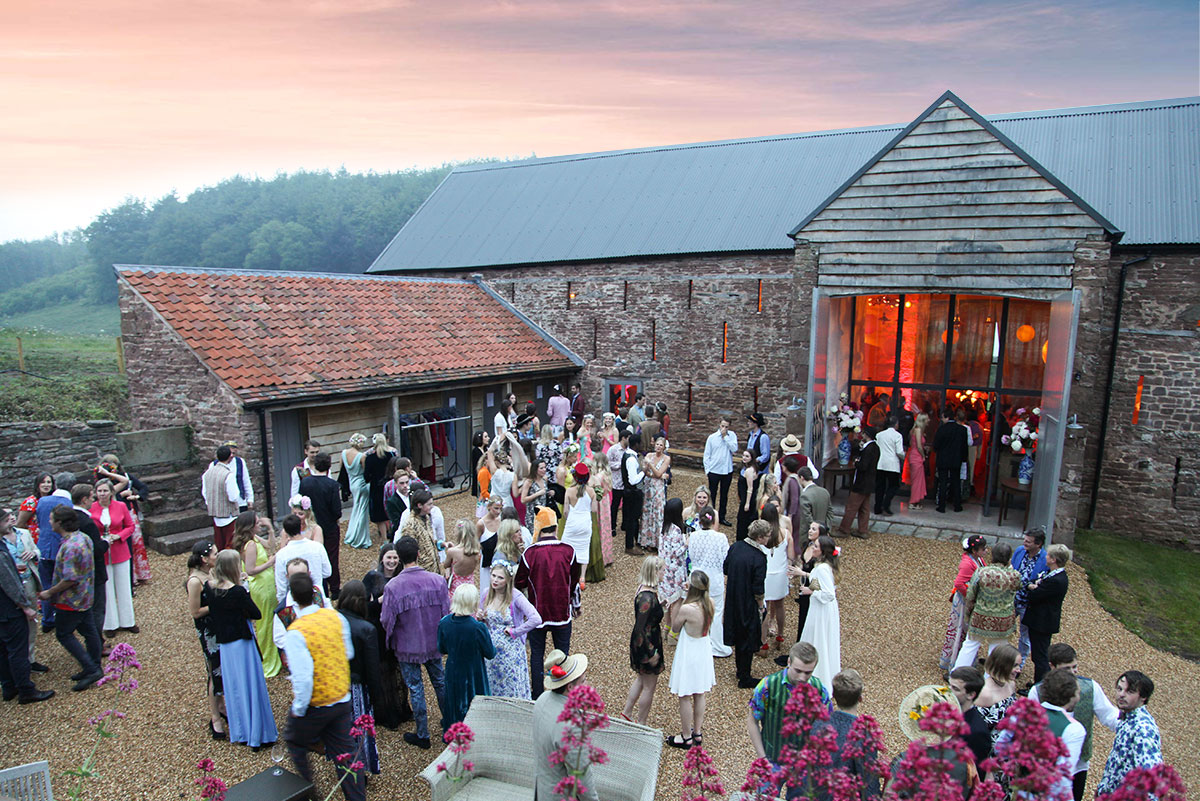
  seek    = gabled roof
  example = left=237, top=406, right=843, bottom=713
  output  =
left=368, top=96, right=1199, bottom=273
left=118, top=265, right=582, bottom=406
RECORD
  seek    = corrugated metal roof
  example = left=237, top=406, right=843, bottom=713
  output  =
left=369, top=96, right=1200, bottom=273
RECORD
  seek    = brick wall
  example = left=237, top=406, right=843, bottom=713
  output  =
left=1089, top=249, right=1200, bottom=548
left=425, top=253, right=803, bottom=456
left=0, top=420, right=118, bottom=506
left=119, top=281, right=266, bottom=504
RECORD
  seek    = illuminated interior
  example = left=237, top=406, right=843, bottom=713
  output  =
left=835, top=293, right=1052, bottom=502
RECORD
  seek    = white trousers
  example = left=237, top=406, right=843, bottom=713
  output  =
left=708, top=590, right=732, bottom=657
left=104, top=560, right=136, bottom=631
left=953, top=636, right=1002, bottom=669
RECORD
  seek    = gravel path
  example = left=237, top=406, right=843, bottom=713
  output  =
left=2, top=467, right=1195, bottom=799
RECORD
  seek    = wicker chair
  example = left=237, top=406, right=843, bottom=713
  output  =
left=0, top=760, right=53, bottom=801
left=420, top=696, right=663, bottom=801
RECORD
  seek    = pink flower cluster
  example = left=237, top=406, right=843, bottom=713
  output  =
left=981, top=697, right=1070, bottom=800
left=551, top=684, right=610, bottom=800
left=87, top=709, right=126, bottom=727
left=437, top=722, right=477, bottom=782
left=194, top=758, right=227, bottom=801
left=348, top=713, right=376, bottom=740
left=1098, top=764, right=1187, bottom=801
left=681, top=745, right=724, bottom=801
left=96, top=642, right=141, bottom=695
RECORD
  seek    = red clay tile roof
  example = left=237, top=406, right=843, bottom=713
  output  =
left=118, top=266, right=581, bottom=405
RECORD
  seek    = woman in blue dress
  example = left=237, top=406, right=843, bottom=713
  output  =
left=438, top=583, right=495, bottom=727
left=479, top=561, right=541, bottom=699
left=340, top=433, right=372, bottom=548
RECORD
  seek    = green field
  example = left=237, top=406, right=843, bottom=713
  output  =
left=2, top=296, right=120, bottom=337
left=0, top=323, right=128, bottom=422
left=1075, top=528, right=1200, bottom=661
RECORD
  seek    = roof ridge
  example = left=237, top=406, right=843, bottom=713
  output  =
left=115, top=263, right=474, bottom=284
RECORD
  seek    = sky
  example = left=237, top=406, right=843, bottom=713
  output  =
left=1, top=0, right=1197, bottom=243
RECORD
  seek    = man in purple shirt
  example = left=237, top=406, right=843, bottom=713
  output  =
left=380, top=536, right=449, bottom=750
left=37, top=506, right=103, bottom=690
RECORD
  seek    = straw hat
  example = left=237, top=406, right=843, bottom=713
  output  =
left=780, top=434, right=803, bottom=454
left=898, top=684, right=956, bottom=743
left=543, top=649, right=589, bottom=690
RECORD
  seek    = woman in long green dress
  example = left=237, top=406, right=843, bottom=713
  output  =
left=341, top=434, right=372, bottom=548
left=585, top=464, right=606, bottom=585
left=232, top=512, right=281, bottom=678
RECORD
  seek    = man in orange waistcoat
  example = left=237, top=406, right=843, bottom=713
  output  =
left=281, top=572, right=364, bottom=801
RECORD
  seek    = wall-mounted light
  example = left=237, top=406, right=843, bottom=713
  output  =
left=1065, top=414, right=1086, bottom=439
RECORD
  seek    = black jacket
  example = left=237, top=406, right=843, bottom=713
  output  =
left=75, top=508, right=108, bottom=588
left=850, top=441, right=879, bottom=494
left=1022, top=569, right=1068, bottom=634
left=299, top=475, right=342, bottom=534
left=931, top=421, right=968, bottom=472
left=341, top=608, right=385, bottom=711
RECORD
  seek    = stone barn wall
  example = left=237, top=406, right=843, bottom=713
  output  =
left=0, top=420, right=118, bottom=505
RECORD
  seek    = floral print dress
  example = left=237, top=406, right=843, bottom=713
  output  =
left=629, top=590, right=664, bottom=675
left=482, top=605, right=531, bottom=699
left=639, top=454, right=668, bottom=550
left=658, top=523, right=688, bottom=604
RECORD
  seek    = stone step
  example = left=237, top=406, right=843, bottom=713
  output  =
left=142, top=509, right=212, bottom=539
left=139, top=469, right=189, bottom=485
left=147, top=526, right=213, bottom=556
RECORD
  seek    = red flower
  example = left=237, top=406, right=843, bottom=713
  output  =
left=681, top=745, right=725, bottom=800
left=1097, top=764, right=1188, bottom=801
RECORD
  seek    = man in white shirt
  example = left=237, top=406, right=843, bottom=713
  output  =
left=274, top=514, right=332, bottom=602
left=289, top=439, right=322, bottom=499
left=280, top=572, right=364, bottom=801
left=272, top=557, right=332, bottom=657
left=201, top=445, right=246, bottom=551
left=215, top=440, right=254, bottom=511
left=607, top=435, right=626, bottom=531
left=703, top=417, right=738, bottom=526
left=1028, top=644, right=1120, bottom=800
left=873, top=415, right=905, bottom=516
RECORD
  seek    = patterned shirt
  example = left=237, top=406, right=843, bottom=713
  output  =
left=749, top=668, right=831, bottom=762
left=1096, top=706, right=1162, bottom=795
left=52, top=532, right=94, bottom=611
left=964, top=564, right=1022, bottom=640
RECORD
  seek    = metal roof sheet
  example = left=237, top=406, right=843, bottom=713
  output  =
left=369, top=96, right=1200, bottom=273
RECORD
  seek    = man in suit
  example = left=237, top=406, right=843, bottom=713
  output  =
left=299, top=452, right=343, bottom=599
left=931, top=408, right=968, bottom=513
left=836, top=427, right=879, bottom=539
left=0, top=510, right=54, bottom=704
left=569, top=382, right=586, bottom=429
left=69, top=484, right=110, bottom=647
left=797, top=467, right=835, bottom=533
left=1022, top=543, right=1070, bottom=684
left=725, top=520, right=770, bottom=688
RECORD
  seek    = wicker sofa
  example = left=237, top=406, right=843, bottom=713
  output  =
left=419, top=696, right=663, bottom=801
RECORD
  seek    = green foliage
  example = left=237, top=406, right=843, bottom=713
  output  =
left=0, top=234, right=90, bottom=294
left=1074, top=528, right=1200, bottom=661
left=0, top=328, right=126, bottom=422
left=1, top=297, right=120, bottom=336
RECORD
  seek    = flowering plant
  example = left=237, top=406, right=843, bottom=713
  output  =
left=1001, top=408, right=1041, bottom=453
left=194, top=759, right=227, bottom=801
left=890, top=701, right=980, bottom=801
left=681, top=745, right=725, bottom=801
left=981, top=697, right=1071, bottom=800
left=436, top=722, right=477, bottom=784
left=325, top=714, right=376, bottom=800
left=1097, top=763, right=1188, bottom=801
left=827, top=403, right=864, bottom=434
left=65, top=643, right=141, bottom=800
left=549, top=684, right=610, bottom=799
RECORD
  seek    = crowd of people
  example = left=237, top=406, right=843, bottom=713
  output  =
left=0, top=391, right=1171, bottom=800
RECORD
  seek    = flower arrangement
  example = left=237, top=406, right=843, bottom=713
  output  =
left=66, top=644, right=141, bottom=800
left=1002, top=407, right=1041, bottom=453
left=436, top=722, right=476, bottom=784
left=288, top=494, right=312, bottom=511
left=828, top=400, right=864, bottom=434
left=981, top=697, right=1071, bottom=800
left=549, top=684, right=610, bottom=799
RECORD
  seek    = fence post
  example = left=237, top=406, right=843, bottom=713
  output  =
left=116, top=336, right=126, bottom=375
left=16, top=336, right=24, bottom=372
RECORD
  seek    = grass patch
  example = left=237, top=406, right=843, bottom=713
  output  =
left=1, top=296, right=120, bottom=337
left=0, top=326, right=127, bottom=422
left=1074, top=528, right=1200, bottom=661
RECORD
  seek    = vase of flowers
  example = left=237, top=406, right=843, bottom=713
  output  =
left=1002, top=407, right=1041, bottom=485
left=828, top=395, right=862, bottom=466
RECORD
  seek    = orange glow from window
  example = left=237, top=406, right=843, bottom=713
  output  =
left=757, top=279, right=762, bottom=312
left=1016, top=324, right=1036, bottom=342
left=722, top=321, right=728, bottom=363
left=1132, top=375, right=1144, bottom=424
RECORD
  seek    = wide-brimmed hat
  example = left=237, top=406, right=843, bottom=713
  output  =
left=535, top=506, right=558, bottom=533
left=515, top=413, right=534, bottom=428
left=747, top=412, right=766, bottom=427
left=543, top=649, right=589, bottom=690
left=780, top=434, right=803, bottom=454
left=898, top=684, right=956, bottom=742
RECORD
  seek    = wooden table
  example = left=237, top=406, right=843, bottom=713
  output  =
left=998, top=477, right=1032, bottom=529
left=822, top=460, right=855, bottom=499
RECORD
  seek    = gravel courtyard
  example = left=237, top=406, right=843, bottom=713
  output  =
left=3, top=468, right=1196, bottom=799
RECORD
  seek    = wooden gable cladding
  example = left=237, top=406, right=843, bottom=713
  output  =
left=795, top=97, right=1112, bottom=293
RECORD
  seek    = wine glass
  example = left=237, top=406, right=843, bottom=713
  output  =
left=271, top=742, right=287, bottom=775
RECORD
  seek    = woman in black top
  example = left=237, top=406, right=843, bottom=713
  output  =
left=362, top=543, right=406, bottom=728
left=469, top=430, right=490, bottom=498
left=622, top=555, right=665, bottom=724
left=206, top=549, right=277, bottom=749
left=735, top=450, right=763, bottom=542
left=364, top=434, right=397, bottom=541
left=336, top=580, right=384, bottom=773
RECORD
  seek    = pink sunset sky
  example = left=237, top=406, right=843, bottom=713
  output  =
left=1, top=0, right=1197, bottom=242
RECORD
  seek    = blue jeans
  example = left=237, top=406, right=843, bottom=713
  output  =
left=38, top=560, right=56, bottom=626
left=399, top=659, right=445, bottom=740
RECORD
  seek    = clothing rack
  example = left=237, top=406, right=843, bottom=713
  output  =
left=396, top=414, right=472, bottom=430
left=396, top=412, right=472, bottom=488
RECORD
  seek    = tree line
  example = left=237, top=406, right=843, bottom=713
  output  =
left=0, top=165, right=460, bottom=311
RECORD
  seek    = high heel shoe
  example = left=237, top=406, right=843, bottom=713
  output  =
left=209, top=720, right=227, bottom=741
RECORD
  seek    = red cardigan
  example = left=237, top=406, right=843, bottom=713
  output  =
left=90, top=499, right=135, bottom=565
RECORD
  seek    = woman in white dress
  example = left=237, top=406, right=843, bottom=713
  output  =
left=667, top=570, right=716, bottom=749
left=685, top=507, right=731, bottom=658
left=759, top=503, right=791, bottom=649
left=559, top=462, right=595, bottom=575
left=798, top=535, right=841, bottom=690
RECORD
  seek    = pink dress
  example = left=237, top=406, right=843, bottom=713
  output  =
left=599, top=488, right=614, bottom=565
left=449, top=571, right=476, bottom=599
left=906, top=441, right=927, bottom=505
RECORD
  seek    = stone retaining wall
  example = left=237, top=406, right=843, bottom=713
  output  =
left=0, top=420, right=118, bottom=504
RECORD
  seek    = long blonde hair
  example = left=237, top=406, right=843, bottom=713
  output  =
left=456, top=519, right=480, bottom=557
left=913, top=413, right=930, bottom=435
left=497, top=519, right=524, bottom=564
left=372, top=433, right=390, bottom=458
left=683, top=570, right=715, bottom=636
left=639, top=555, right=663, bottom=588
left=211, top=549, right=243, bottom=591
left=290, top=499, right=318, bottom=533
left=484, top=561, right=515, bottom=610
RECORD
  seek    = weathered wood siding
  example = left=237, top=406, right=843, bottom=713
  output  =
left=799, top=99, right=1105, bottom=293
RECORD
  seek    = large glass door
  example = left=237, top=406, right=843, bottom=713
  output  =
left=1028, top=290, right=1080, bottom=542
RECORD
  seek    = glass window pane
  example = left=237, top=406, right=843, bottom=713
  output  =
left=852, top=295, right=899, bottom=383
left=1003, top=300, right=1050, bottom=391
left=897, top=294, right=949, bottom=386
left=950, top=295, right=1004, bottom=387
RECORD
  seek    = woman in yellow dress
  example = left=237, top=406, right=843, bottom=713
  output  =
left=231, top=512, right=282, bottom=678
